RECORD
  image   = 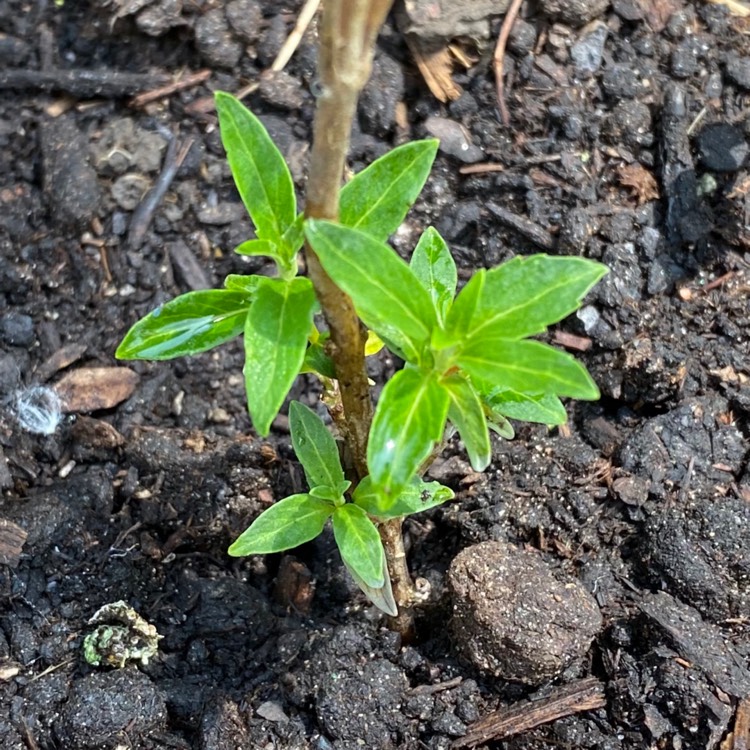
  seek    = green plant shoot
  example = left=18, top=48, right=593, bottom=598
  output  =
left=116, top=93, right=607, bottom=615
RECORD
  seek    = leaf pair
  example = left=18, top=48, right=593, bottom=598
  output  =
left=228, top=402, right=455, bottom=615
left=304, top=220, right=607, bottom=506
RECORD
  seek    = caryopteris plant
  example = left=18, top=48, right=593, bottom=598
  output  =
left=116, top=3, right=607, bottom=628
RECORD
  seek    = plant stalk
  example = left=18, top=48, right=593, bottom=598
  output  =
left=302, top=0, right=417, bottom=631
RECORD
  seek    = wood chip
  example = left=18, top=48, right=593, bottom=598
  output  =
left=0, top=519, right=28, bottom=568
left=35, top=342, right=88, bottom=383
left=452, top=677, right=606, bottom=748
left=616, top=162, right=660, bottom=204
left=404, top=36, right=461, bottom=102
left=54, top=367, right=139, bottom=413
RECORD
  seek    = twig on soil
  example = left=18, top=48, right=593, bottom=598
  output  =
left=126, top=136, right=194, bottom=249
left=493, top=0, right=524, bottom=126
left=486, top=202, right=555, bottom=251
left=452, top=677, right=607, bottom=748
left=271, top=0, right=322, bottom=73
left=129, top=68, right=212, bottom=108
left=727, top=695, right=750, bottom=750
left=459, top=163, right=506, bottom=175
left=0, top=68, right=168, bottom=98
left=408, top=676, right=463, bottom=696
left=705, top=0, right=750, bottom=17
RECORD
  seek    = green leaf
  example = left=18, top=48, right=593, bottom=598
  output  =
left=289, top=401, right=346, bottom=490
left=340, top=139, right=439, bottom=241
left=457, top=338, right=600, bottom=400
left=353, top=475, right=454, bottom=519
left=343, top=553, right=397, bottom=617
left=410, top=227, right=457, bottom=324
left=309, top=484, right=350, bottom=502
left=436, top=270, right=486, bottom=347
left=304, top=220, right=437, bottom=362
left=244, top=278, right=316, bottom=436
left=224, top=274, right=261, bottom=295
left=228, top=494, right=334, bottom=556
left=116, top=290, right=250, bottom=360
left=443, top=374, right=492, bottom=471
left=215, top=91, right=296, bottom=248
left=451, top=256, right=607, bottom=342
left=368, top=368, right=450, bottom=500
left=332, top=504, right=384, bottom=588
left=488, top=414, right=515, bottom=439
left=485, top=389, right=567, bottom=426
left=234, top=239, right=278, bottom=258
left=302, top=341, right=336, bottom=378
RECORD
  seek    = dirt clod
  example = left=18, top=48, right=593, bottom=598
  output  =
left=448, top=541, right=602, bottom=684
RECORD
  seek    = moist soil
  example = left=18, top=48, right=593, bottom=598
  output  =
left=1, top=1, right=749, bottom=748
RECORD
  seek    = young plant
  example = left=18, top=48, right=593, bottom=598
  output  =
left=116, top=90, right=606, bottom=618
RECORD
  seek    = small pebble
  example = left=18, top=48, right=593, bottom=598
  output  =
left=195, top=9, right=243, bottom=69
left=696, top=123, right=748, bottom=172
left=571, top=23, right=608, bottom=75
left=0, top=311, right=34, bottom=347
left=424, top=116, right=483, bottom=163
left=725, top=55, right=750, bottom=90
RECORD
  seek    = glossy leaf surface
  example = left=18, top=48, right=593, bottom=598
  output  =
left=410, top=227, right=456, bottom=324
left=305, top=220, right=437, bottom=362
left=457, top=338, right=600, bottom=400
left=353, top=475, right=454, bottom=519
left=443, top=373, right=492, bottom=471
left=450, top=256, right=607, bottom=342
left=215, top=92, right=296, bottom=250
left=332, top=504, right=385, bottom=588
left=228, top=494, right=333, bottom=556
left=368, top=368, right=450, bottom=501
left=289, top=401, right=346, bottom=490
left=116, top=290, right=250, bottom=360
left=244, top=278, right=316, bottom=436
left=339, top=139, right=438, bottom=241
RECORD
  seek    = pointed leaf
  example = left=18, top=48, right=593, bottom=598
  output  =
left=485, top=389, right=567, bottom=426
left=228, top=494, right=333, bottom=556
left=304, top=220, right=437, bottom=362
left=340, top=139, right=439, bottom=241
left=368, top=368, right=450, bottom=500
left=443, top=374, right=492, bottom=471
left=332, top=504, right=384, bottom=588
left=116, top=290, right=250, bottom=360
left=215, top=91, right=296, bottom=248
left=353, top=475, right=454, bottom=519
left=437, top=270, right=486, bottom=347
left=454, top=256, right=607, bottom=342
left=343, top=554, right=397, bottom=616
left=302, top=341, right=336, bottom=378
left=410, top=227, right=456, bottom=324
left=289, top=401, right=346, bottom=490
left=457, top=338, right=600, bottom=400
left=234, top=239, right=278, bottom=258
left=244, top=278, right=316, bottom=436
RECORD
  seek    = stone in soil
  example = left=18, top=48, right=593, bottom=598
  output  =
left=542, top=0, right=610, bottom=26
left=696, top=123, right=748, bottom=172
left=447, top=541, right=602, bottom=684
left=56, top=668, right=167, bottom=750
left=194, top=8, right=243, bottom=69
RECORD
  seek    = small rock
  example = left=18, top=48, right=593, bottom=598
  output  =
left=41, top=116, right=102, bottom=230
left=725, top=55, right=750, bottom=90
left=542, top=0, right=610, bottom=27
left=111, top=173, right=151, bottom=211
left=57, top=669, right=166, bottom=750
left=258, top=70, right=304, bottom=111
left=196, top=202, right=247, bottom=226
left=225, top=0, right=262, bottom=44
left=612, top=0, right=644, bottom=21
left=195, top=9, right=243, bottom=69
left=448, top=541, right=602, bottom=684
left=0, top=311, right=34, bottom=347
left=424, top=116, right=483, bottom=163
left=136, top=0, right=185, bottom=36
left=256, top=701, right=288, bottom=723
left=612, top=475, right=650, bottom=506
left=508, top=18, right=537, bottom=55
left=602, top=63, right=640, bottom=99
left=670, top=38, right=700, bottom=79
left=696, top=123, right=748, bottom=172
left=571, top=22, right=608, bottom=75
left=0, top=33, right=31, bottom=65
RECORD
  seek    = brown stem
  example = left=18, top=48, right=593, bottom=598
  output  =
left=302, top=0, right=418, bottom=631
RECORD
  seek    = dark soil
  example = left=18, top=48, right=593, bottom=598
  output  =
left=1, top=1, right=749, bottom=748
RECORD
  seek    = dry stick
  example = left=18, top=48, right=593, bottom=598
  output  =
left=129, top=68, right=212, bottom=108
left=302, top=0, right=419, bottom=634
left=271, top=0, right=322, bottom=72
left=493, top=0, right=524, bottom=126
left=452, top=677, right=607, bottom=748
